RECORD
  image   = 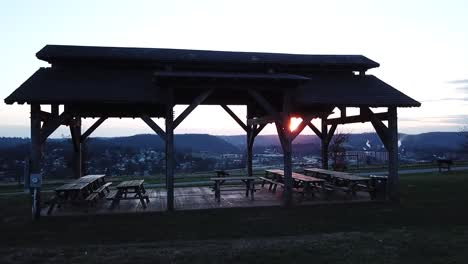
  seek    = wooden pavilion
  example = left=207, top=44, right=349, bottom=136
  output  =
left=4, top=45, right=420, bottom=218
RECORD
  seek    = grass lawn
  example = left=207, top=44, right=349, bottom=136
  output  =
left=1, top=170, right=468, bottom=263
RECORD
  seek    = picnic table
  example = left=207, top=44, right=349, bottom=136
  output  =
left=263, top=169, right=325, bottom=198
left=304, top=168, right=368, bottom=182
left=48, top=174, right=111, bottom=214
left=210, top=176, right=256, bottom=202
left=303, top=168, right=384, bottom=198
left=108, top=180, right=150, bottom=209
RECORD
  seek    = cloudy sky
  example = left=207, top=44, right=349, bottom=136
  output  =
left=1, top=0, right=467, bottom=137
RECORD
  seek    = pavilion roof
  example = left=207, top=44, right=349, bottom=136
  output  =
left=37, top=45, right=379, bottom=72
left=4, top=45, right=421, bottom=110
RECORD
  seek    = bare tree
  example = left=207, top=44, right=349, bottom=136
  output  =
left=329, top=131, right=350, bottom=171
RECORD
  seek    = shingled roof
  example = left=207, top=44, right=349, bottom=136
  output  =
left=37, top=45, right=379, bottom=72
left=4, top=45, right=420, bottom=109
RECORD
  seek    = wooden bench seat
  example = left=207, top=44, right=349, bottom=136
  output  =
left=106, top=191, right=118, bottom=200
left=218, top=185, right=256, bottom=192
left=85, top=193, right=99, bottom=204
left=259, top=177, right=284, bottom=192
left=93, top=182, right=112, bottom=197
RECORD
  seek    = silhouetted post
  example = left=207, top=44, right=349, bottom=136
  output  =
left=30, top=104, right=42, bottom=219
left=321, top=118, right=329, bottom=169
left=282, top=91, right=293, bottom=207
left=246, top=127, right=253, bottom=177
left=70, top=117, right=82, bottom=178
left=387, top=107, right=399, bottom=202
left=165, top=89, right=175, bottom=211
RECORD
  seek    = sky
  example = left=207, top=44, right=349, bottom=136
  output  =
left=0, top=0, right=467, bottom=138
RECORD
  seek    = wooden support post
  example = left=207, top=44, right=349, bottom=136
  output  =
left=321, top=118, right=329, bottom=169
left=51, top=104, right=59, bottom=116
left=70, top=117, right=82, bottom=178
left=281, top=92, right=293, bottom=207
left=30, top=104, right=42, bottom=220
left=387, top=107, right=399, bottom=202
left=165, top=91, right=175, bottom=211
left=247, top=126, right=254, bottom=177
left=222, top=104, right=258, bottom=176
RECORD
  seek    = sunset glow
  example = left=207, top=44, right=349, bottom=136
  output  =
left=289, top=117, right=302, bottom=132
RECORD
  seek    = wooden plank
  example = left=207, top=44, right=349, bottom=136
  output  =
left=116, top=180, right=144, bottom=188
left=210, top=177, right=256, bottom=181
left=303, top=168, right=368, bottom=181
left=265, top=169, right=324, bottom=183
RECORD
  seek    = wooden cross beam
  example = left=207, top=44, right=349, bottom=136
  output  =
left=308, top=123, right=323, bottom=139
left=40, top=112, right=71, bottom=143
left=173, top=88, right=214, bottom=129
left=39, top=111, right=51, bottom=122
left=81, top=117, right=107, bottom=141
left=253, top=123, right=266, bottom=138
left=141, top=115, right=166, bottom=141
left=220, top=105, right=248, bottom=132
left=290, top=117, right=312, bottom=141
left=247, top=115, right=278, bottom=126
left=361, top=108, right=391, bottom=150
left=326, top=123, right=338, bottom=143
left=326, top=112, right=389, bottom=125
left=275, top=122, right=288, bottom=152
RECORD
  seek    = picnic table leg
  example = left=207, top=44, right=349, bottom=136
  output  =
left=244, top=180, right=249, bottom=197
left=47, top=200, right=56, bottom=215
left=250, top=181, right=255, bottom=200
left=111, top=189, right=122, bottom=209
left=215, top=180, right=221, bottom=202
left=136, top=188, right=147, bottom=209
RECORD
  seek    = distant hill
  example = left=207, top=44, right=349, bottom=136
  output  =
left=96, top=134, right=240, bottom=154
left=399, top=132, right=466, bottom=152
left=221, top=134, right=318, bottom=147
left=222, top=132, right=467, bottom=154
left=0, top=132, right=465, bottom=155
left=0, top=137, right=30, bottom=149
